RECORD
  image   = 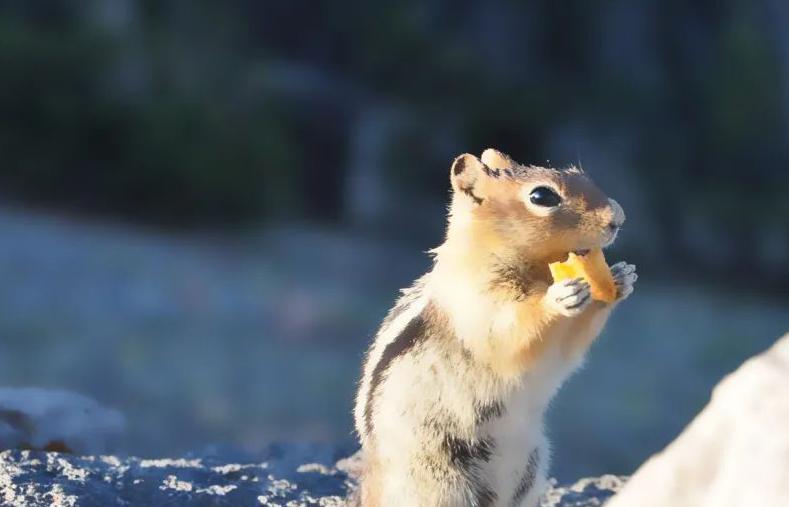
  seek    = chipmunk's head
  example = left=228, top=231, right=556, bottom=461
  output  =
left=448, top=149, right=625, bottom=262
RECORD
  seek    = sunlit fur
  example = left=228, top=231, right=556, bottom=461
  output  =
left=354, top=149, right=629, bottom=507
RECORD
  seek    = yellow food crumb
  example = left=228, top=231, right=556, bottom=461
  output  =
left=549, top=248, right=616, bottom=303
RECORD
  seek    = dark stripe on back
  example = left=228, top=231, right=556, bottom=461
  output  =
left=510, top=448, right=540, bottom=506
left=364, top=312, right=426, bottom=435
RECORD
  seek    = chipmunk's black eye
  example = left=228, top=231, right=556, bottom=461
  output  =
left=529, top=186, right=561, bottom=207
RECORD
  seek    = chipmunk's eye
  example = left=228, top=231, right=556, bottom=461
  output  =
left=529, top=186, right=561, bottom=207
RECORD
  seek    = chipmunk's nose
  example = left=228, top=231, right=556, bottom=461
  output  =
left=607, top=199, right=625, bottom=231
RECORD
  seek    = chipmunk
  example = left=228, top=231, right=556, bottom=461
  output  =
left=353, top=149, right=637, bottom=507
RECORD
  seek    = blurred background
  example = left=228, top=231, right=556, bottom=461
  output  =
left=0, top=0, right=787, bottom=481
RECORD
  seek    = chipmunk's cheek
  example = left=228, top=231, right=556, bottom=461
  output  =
left=602, top=231, right=618, bottom=248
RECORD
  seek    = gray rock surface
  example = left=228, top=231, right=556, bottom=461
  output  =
left=0, top=444, right=352, bottom=507
left=0, top=445, right=623, bottom=506
left=0, top=388, right=125, bottom=455
left=541, top=475, right=625, bottom=506
left=607, top=333, right=789, bottom=507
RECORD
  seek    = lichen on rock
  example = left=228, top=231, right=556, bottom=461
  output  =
left=0, top=444, right=622, bottom=506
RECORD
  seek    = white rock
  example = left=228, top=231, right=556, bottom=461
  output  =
left=0, top=388, right=125, bottom=455
left=608, top=333, right=789, bottom=507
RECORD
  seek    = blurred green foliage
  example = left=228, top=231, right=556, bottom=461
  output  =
left=0, top=0, right=786, bottom=275
left=0, top=3, right=300, bottom=224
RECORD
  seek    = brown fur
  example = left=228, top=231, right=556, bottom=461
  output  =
left=440, top=150, right=620, bottom=378
left=353, top=149, right=630, bottom=506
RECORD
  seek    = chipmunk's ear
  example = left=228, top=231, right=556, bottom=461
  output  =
left=480, top=148, right=514, bottom=170
left=450, top=153, right=489, bottom=205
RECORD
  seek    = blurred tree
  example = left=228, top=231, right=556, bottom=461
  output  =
left=0, top=1, right=301, bottom=225
left=0, top=0, right=786, bottom=283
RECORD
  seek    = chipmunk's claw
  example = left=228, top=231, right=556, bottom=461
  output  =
left=546, top=277, right=591, bottom=317
left=611, top=261, right=637, bottom=300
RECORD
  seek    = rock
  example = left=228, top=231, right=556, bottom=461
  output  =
left=541, top=475, right=626, bottom=506
left=0, top=444, right=352, bottom=507
left=0, top=444, right=623, bottom=506
left=0, top=388, right=125, bottom=455
left=607, top=333, right=789, bottom=507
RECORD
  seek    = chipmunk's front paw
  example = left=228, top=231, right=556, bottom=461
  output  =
left=611, top=261, right=637, bottom=301
left=545, top=277, right=591, bottom=317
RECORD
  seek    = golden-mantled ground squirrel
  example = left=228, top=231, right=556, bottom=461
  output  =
left=353, top=149, right=636, bottom=507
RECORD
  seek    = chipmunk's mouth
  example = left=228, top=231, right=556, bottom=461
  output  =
left=572, top=249, right=590, bottom=256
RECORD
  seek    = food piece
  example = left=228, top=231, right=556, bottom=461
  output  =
left=549, top=248, right=617, bottom=303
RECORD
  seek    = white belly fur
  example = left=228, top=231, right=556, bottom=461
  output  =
left=481, top=341, right=581, bottom=506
